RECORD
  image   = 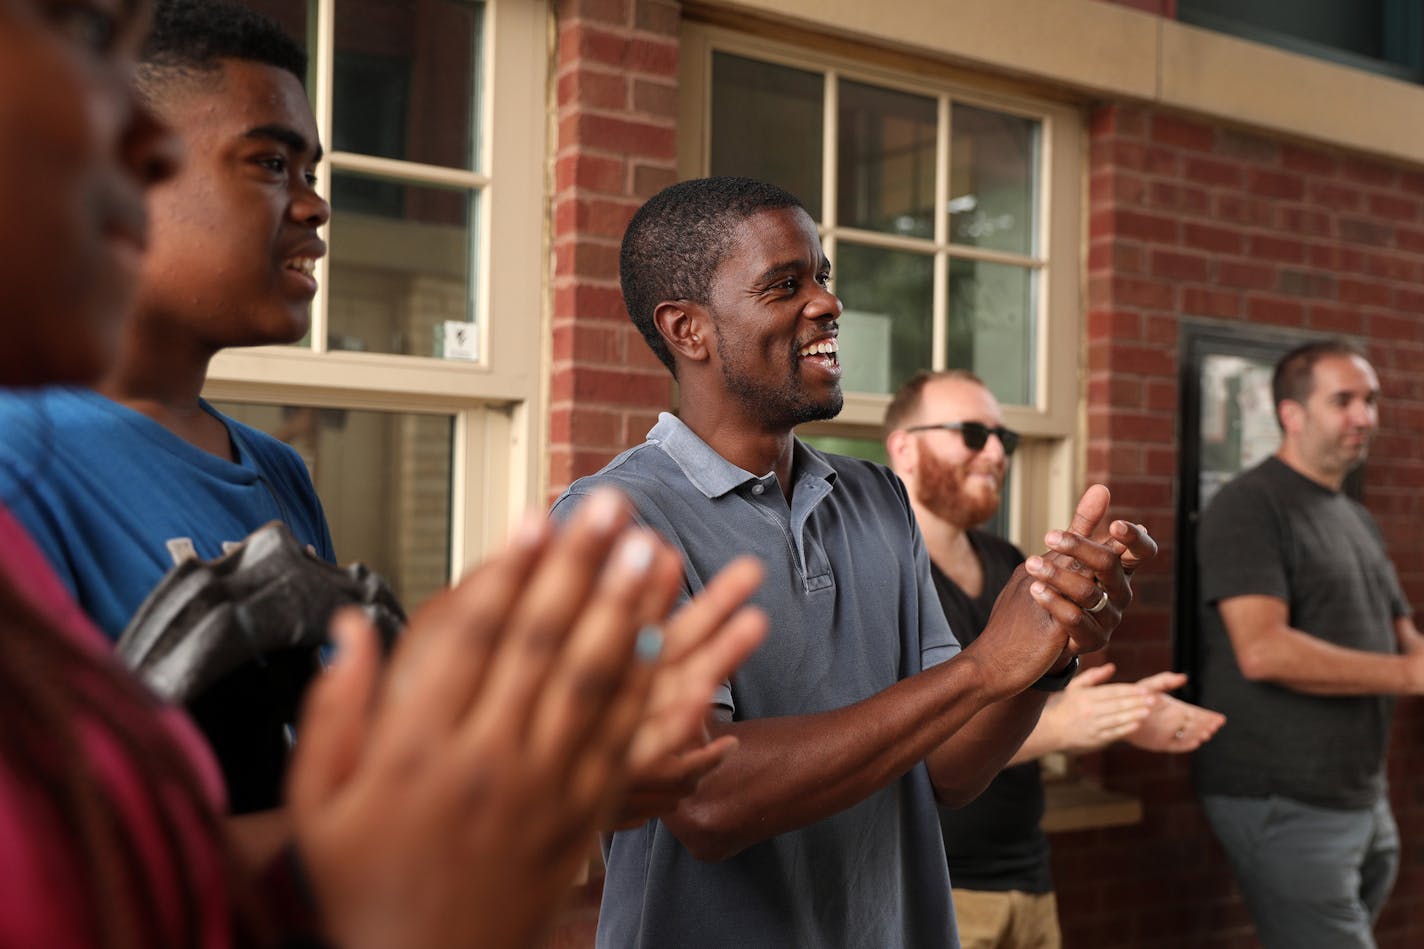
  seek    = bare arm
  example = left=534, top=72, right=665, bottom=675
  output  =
left=1396, top=614, right=1424, bottom=656
left=1218, top=594, right=1424, bottom=696
left=663, top=642, right=1009, bottom=861
left=660, top=488, right=1154, bottom=858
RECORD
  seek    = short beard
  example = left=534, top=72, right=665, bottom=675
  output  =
left=914, top=448, right=1001, bottom=529
left=717, top=336, right=843, bottom=432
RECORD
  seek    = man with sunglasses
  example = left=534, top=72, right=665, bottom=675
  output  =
left=886, top=369, right=1223, bottom=949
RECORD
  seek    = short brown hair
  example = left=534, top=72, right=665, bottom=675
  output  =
left=1271, top=339, right=1370, bottom=429
left=882, top=369, right=987, bottom=439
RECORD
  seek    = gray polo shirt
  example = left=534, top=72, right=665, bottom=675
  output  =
left=552, top=413, right=961, bottom=949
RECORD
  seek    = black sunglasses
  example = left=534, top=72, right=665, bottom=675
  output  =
left=903, top=421, right=1020, bottom=456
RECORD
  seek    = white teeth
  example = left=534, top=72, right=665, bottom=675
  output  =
left=285, top=257, right=317, bottom=276
left=799, top=338, right=839, bottom=358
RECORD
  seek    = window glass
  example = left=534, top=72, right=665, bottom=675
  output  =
left=327, top=172, right=478, bottom=357
left=950, top=104, right=1039, bottom=256
left=800, top=434, right=887, bottom=465
left=947, top=257, right=1035, bottom=405
left=835, top=243, right=934, bottom=395
left=838, top=80, right=937, bottom=238
left=210, top=401, right=454, bottom=609
left=334, top=0, right=485, bottom=171
left=710, top=52, right=824, bottom=219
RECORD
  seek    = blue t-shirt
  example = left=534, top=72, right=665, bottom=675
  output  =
left=552, top=413, right=961, bottom=949
left=0, top=387, right=335, bottom=639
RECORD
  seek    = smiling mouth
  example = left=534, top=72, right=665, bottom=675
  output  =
left=798, top=337, right=839, bottom=366
left=285, top=257, right=318, bottom=277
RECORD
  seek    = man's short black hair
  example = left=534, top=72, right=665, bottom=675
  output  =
left=1271, top=338, right=1370, bottom=429
left=620, top=176, right=806, bottom=375
left=138, top=0, right=307, bottom=100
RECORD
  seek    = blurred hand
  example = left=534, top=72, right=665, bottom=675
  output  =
left=1124, top=678, right=1226, bottom=753
left=613, top=558, right=767, bottom=827
left=288, top=489, right=684, bottom=949
left=1041, top=662, right=1157, bottom=755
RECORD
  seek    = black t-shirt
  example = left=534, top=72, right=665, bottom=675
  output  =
left=933, top=531, right=1052, bottom=893
left=1194, top=457, right=1409, bottom=808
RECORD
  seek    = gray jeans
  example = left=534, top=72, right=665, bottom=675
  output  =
left=1200, top=793, right=1399, bottom=949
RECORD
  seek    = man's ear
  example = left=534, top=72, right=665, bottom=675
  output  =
left=654, top=300, right=711, bottom=365
left=1278, top=399, right=1304, bottom=434
left=885, top=428, right=915, bottom=477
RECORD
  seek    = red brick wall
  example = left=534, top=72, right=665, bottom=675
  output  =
left=550, top=0, right=682, bottom=499
left=1071, top=101, right=1424, bottom=948
left=544, top=2, right=682, bottom=943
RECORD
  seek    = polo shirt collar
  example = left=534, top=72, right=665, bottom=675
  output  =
left=648, top=412, right=838, bottom=499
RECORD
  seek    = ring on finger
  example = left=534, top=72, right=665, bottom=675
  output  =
left=1084, top=588, right=1110, bottom=615
left=1173, top=726, right=1187, bottom=740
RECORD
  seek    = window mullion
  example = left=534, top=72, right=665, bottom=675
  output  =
left=932, top=94, right=951, bottom=371
left=822, top=70, right=838, bottom=230
left=310, top=0, right=336, bottom=355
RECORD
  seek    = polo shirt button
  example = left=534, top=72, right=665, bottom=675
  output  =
left=751, top=483, right=765, bottom=496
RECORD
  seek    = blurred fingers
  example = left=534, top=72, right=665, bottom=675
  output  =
left=1066, top=661, right=1116, bottom=689
left=289, top=609, right=383, bottom=818
left=1135, top=670, right=1188, bottom=694
left=464, top=490, right=644, bottom=740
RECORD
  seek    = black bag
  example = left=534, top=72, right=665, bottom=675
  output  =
left=116, top=521, right=405, bottom=813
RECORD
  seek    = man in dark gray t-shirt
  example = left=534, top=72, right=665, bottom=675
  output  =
left=556, top=177, right=1157, bottom=949
left=1196, top=339, right=1422, bottom=949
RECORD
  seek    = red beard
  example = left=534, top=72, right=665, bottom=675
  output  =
left=914, top=447, right=1003, bottom=529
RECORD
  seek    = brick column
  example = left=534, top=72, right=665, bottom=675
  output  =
left=1065, top=100, right=1424, bottom=948
left=550, top=0, right=682, bottom=498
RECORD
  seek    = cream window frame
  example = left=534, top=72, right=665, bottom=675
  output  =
left=679, top=24, right=1083, bottom=550
left=205, top=0, right=548, bottom=576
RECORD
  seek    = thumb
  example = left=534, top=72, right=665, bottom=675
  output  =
left=1066, top=661, right=1116, bottom=691
left=1066, top=484, right=1110, bottom=540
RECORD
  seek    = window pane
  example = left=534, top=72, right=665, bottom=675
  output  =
left=327, top=171, right=477, bottom=357
left=208, top=401, right=454, bottom=608
left=800, top=434, right=887, bottom=466
left=334, top=0, right=485, bottom=171
left=949, top=104, right=1039, bottom=256
left=710, top=53, right=823, bottom=219
left=947, top=258, right=1036, bottom=405
left=1181, top=0, right=1381, bottom=59
left=838, top=80, right=937, bottom=238
left=834, top=243, right=933, bottom=394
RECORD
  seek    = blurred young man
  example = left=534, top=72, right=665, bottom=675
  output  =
left=885, top=369, right=1223, bottom=949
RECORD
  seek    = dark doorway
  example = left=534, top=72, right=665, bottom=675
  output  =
left=1172, top=322, right=1364, bottom=700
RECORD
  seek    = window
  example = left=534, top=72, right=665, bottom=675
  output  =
left=1179, top=0, right=1424, bottom=82
left=681, top=26, right=1083, bottom=547
left=210, top=0, right=548, bottom=580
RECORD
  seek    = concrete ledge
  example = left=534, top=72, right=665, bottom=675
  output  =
left=1042, top=779, right=1143, bottom=834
